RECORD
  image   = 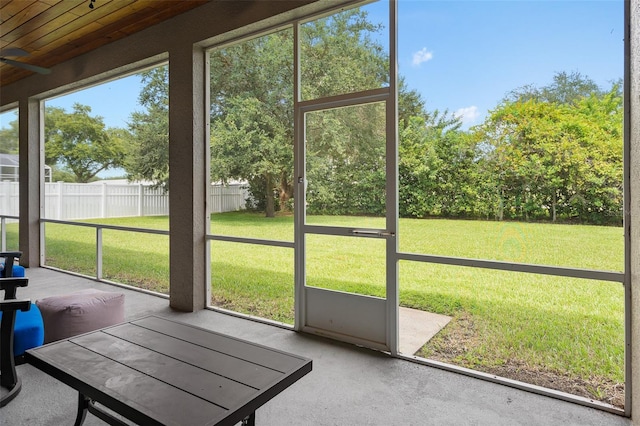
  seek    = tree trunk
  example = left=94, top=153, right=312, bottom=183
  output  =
left=265, top=174, right=275, bottom=218
left=279, top=173, right=293, bottom=212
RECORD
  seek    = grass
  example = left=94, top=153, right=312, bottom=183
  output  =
left=42, top=217, right=170, bottom=293
left=211, top=240, right=295, bottom=323
left=12, top=211, right=625, bottom=405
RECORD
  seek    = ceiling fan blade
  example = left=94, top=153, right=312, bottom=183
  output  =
left=0, top=57, right=51, bottom=75
left=0, top=48, right=29, bottom=57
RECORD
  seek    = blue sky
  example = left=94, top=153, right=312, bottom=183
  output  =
left=395, top=1, right=623, bottom=127
left=43, top=74, right=144, bottom=129
left=1, top=1, right=624, bottom=134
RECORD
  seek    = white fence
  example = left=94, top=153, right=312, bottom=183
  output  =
left=0, top=181, right=249, bottom=220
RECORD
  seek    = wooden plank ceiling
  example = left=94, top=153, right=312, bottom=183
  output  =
left=0, top=0, right=208, bottom=88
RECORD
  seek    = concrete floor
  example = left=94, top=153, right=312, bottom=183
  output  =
left=2, top=267, right=632, bottom=426
left=398, top=306, right=451, bottom=355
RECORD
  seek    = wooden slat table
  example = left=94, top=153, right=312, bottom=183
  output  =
left=25, top=316, right=312, bottom=426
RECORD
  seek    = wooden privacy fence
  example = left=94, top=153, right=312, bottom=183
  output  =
left=0, top=181, right=248, bottom=220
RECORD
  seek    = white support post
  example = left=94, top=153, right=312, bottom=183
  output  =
left=138, top=183, right=144, bottom=216
left=1, top=217, right=6, bottom=251
left=0, top=181, right=7, bottom=215
left=101, top=182, right=107, bottom=218
left=57, top=181, right=63, bottom=220
left=96, top=227, right=103, bottom=280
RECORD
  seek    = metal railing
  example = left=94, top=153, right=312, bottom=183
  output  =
left=0, top=215, right=170, bottom=297
left=0, top=214, right=18, bottom=251
left=40, top=218, right=170, bottom=284
left=0, top=213, right=171, bottom=296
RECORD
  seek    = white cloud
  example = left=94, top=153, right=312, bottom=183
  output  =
left=412, top=47, right=433, bottom=66
left=454, top=106, right=480, bottom=125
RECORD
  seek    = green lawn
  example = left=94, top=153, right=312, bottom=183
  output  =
left=22, top=212, right=625, bottom=404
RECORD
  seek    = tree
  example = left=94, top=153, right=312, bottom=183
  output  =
left=209, top=8, right=391, bottom=217
left=209, top=29, right=294, bottom=217
left=305, top=102, right=387, bottom=216
left=568, top=86, right=623, bottom=223
left=45, top=104, right=126, bottom=183
left=126, top=107, right=169, bottom=188
left=299, top=9, right=388, bottom=100
left=128, top=8, right=431, bottom=218
left=124, top=67, right=170, bottom=189
left=398, top=110, right=484, bottom=218
left=210, top=96, right=291, bottom=216
left=50, top=168, right=78, bottom=183
left=398, top=78, right=427, bottom=126
left=297, top=10, right=390, bottom=217
left=0, top=112, right=19, bottom=154
left=506, top=71, right=604, bottom=105
left=476, top=78, right=623, bottom=224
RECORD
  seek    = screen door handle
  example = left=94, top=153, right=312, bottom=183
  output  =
left=349, top=229, right=395, bottom=238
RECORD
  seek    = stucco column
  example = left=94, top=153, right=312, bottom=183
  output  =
left=630, top=0, right=639, bottom=421
left=168, top=46, right=208, bottom=311
left=18, top=98, right=42, bottom=268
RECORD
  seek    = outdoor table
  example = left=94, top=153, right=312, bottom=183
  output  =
left=25, top=315, right=312, bottom=426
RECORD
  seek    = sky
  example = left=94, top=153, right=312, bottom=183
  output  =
left=394, top=1, right=623, bottom=128
left=42, top=73, right=145, bottom=130
left=0, top=0, right=625, bottom=170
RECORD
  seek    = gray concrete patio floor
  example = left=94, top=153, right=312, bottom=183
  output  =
left=2, top=267, right=632, bottom=426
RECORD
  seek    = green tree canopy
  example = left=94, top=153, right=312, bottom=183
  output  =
left=124, top=67, right=170, bottom=190
left=211, top=96, right=292, bottom=215
left=128, top=8, right=429, bottom=218
left=209, top=29, right=294, bottom=216
left=305, top=102, right=387, bottom=216
left=45, top=103, right=127, bottom=183
left=506, top=71, right=605, bottom=105
left=126, top=19, right=623, bottom=227
left=208, top=8, right=394, bottom=217
left=0, top=112, right=19, bottom=154
left=476, top=79, right=623, bottom=224
left=398, top=110, right=485, bottom=218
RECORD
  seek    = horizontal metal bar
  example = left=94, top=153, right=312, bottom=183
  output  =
left=398, top=252, right=625, bottom=283
left=38, top=217, right=624, bottom=282
left=207, top=234, right=295, bottom=249
left=304, top=224, right=388, bottom=238
left=41, top=218, right=169, bottom=236
left=298, top=87, right=389, bottom=113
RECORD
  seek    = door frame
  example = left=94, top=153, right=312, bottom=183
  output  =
left=292, top=0, right=399, bottom=353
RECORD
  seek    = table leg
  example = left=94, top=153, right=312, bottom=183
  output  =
left=241, top=412, right=256, bottom=426
left=74, top=393, right=89, bottom=426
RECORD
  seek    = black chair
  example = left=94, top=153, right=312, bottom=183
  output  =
left=0, top=251, right=26, bottom=278
left=0, top=277, right=31, bottom=407
left=0, top=252, right=44, bottom=364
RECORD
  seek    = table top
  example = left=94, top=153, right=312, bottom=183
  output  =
left=26, top=315, right=312, bottom=426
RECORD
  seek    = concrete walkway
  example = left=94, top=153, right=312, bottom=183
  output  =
left=3, top=268, right=631, bottom=426
left=399, top=306, right=451, bottom=355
